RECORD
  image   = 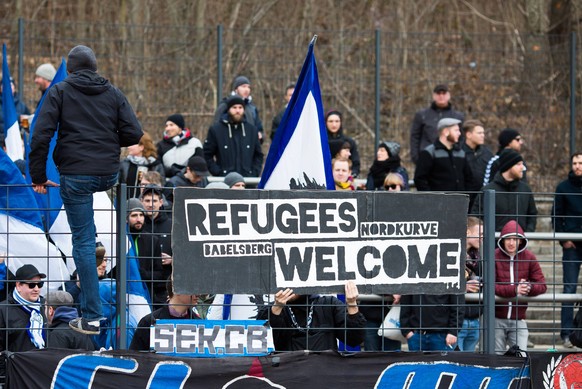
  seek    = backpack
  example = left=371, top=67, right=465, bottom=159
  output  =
left=570, top=303, right=582, bottom=348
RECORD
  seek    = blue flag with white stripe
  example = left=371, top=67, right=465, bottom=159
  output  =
left=2, top=44, right=24, bottom=161
left=259, top=36, right=333, bottom=190
left=0, top=147, right=68, bottom=290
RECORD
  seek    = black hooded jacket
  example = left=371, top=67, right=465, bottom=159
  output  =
left=30, top=70, right=143, bottom=183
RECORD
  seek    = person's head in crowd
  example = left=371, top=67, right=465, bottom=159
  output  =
left=332, top=158, right=352, bottom=188
left=205, top=182, right=229, bottom=189
left=226, top=95, right=245, bottom=124
left=67, top=45, right=98, bottom=73
left=96, top=244, right=108, bottom=279
left=184, top=156, right=209, bottom=185
left=498, top=221, right=527, bottom=257
left=463, top=120, right=486, bottom=149
left=224, top=172, right=246, bottom=189
left=164, top=114, right=185, bottom=139
left=14, top=264, right=46, bottom=303
left=166, top=276, right=198, bottom=309
left=284, top=83, right=295, bottom=104
left=44, top=291, right=74, bottom=325
left=140, top=184, right=163, bottom=220
left=466, top=216, right=484, bottom=251
left=329, top=139, right=351, bottom=160
left=325, top=110, right=343, bottom=136
left=377, top=141, right=401, bottom=162
left=437, top=117, right=462, bottom=148
left=0, top=76, right=16, bottom=96
left=232, top=76, right=251, bottom=99
left=571, top=152, right=582, bottom=177
left=140, top=171, right=164, bottom=193
left=127, top=131, right=157, bottom=159
left=34, top=63, right=56, bottom=93
left=128, top=198, right=146, bottom=232
left=432, top=83, right=451, bottom=109
left=498, top=128, right=522, bottom=152
left=498, top=149, right=525, bottom=182
left=383, top=172, right=405, bottom=192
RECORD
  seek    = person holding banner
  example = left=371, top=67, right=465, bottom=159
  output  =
left=257, top=281, right=366, bottom=351
left=129, top=277, right=200, bottom=351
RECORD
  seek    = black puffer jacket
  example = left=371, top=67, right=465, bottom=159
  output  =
left=30, top=70, right=142, bottom=183
left=414, top=140, right=473, bottom=192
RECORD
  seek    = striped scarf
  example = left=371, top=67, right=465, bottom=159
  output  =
left=12, top=289, right=45, bottom=349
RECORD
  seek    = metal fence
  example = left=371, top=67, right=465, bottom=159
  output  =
left=1, top=184, right=582, bottom=357
left=0, top=19, right=580, bottom=191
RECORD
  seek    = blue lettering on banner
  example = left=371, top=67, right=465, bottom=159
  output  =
left=148, top=362, right=192, bottom=389
left=51, top=354, right=138, bottom=389
left=375, top=362, right=530, bottom=388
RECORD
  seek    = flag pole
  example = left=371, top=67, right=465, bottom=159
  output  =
left=310, top=35, right=318, bottom=46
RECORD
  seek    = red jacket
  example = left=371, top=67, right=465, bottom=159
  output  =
left=494, top=220, right=547, bottom=320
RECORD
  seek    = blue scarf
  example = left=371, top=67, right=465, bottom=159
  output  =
left=13, top=289, right=45, bottom=349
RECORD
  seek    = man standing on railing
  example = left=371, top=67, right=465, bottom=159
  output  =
left=29, top=45, right=143, bottom=335
left=553, top=151, right=582, bottom=349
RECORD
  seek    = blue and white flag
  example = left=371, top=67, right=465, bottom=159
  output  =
left=26, top=59, right=119, bottom=273
left=2, top=44, right=24, bottom=161
left=0, top=148, right=68, bottom=291
left=259, top=36, right=334, bottom=190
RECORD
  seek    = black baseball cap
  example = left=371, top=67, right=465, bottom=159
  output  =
left=15, top=264, right=46, bottom=281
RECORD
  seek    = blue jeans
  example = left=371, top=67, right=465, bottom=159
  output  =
left=561, top=246, right=582, bottom=340
left=364, top=320, right=401, bottom=351
left=457, top=318, right=480, bottom=351
left=60, top=174, right=118, bottom=321
left=407, top=332, right=451, bottom=352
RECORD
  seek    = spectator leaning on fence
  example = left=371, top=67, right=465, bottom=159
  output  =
left=494, top=220, right=547, bottom=354
left=552, top=151, right=582, bottom=348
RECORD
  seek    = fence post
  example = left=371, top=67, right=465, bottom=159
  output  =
left=374, top=29, right=381, bottom=149
left=217, top=24, right=223, bottom=105
left=18, top=18, right=24, bottom=100
left=482, top=189, right=496, bottom=354
left=570, top=31, right=577, bottom=156
left=116, top=184, right=128, bottom=349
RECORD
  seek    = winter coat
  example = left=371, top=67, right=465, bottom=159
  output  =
left=129, top=229, right=166, bottom=305
left=414, top=139, right=473, bottom=192
left=399, top=294, right=465, bottom=337
left=256, top=295, right=366, bottom=351
left=494, top=220, right=547, bottom=320
left=365, top=159, right=409, bottom=190
left=46, top=306, right=96, bottom=350
left=167, top=169, right=208, bottom=188
left=553, top=171, right=582, bottom=244
left=30, top=70, right=143, bottom=183
left=0, top=294, right=46, bottom=352
left=410, top=102, right=465, bottom=164
left=203, top=117, right=263, bottom=177
left=156, top=129, right=203, bottom=178
left=472, top=172, right=537, bottom=232
left=462, top=142, right=494, bottom=191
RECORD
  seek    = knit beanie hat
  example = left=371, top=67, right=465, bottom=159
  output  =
left=206, top=182, right=230, bottom=189
left=67, top=45, right=97, bottom=73
left=498, top=128, right=520, bottom=149
left=379, top=141, right=401, bottom=158
left=35, top=63, right=56, bottom=81
left=498, top=149, right=524, bottom=173
left=232, top=76, right=251, bottom=90
left=226, top=95, right=245, bottom=110
left=166, top=113, right=185, bottom=130
left=224, top=172, right=245, bottom=188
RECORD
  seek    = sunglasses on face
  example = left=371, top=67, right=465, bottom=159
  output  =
left=24, top=281, right=44, bottom=289
left=384, top=184, right=400, bottom=190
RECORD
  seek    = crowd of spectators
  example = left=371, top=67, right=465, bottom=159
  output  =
left=0, top=52, right=576, bottom=360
